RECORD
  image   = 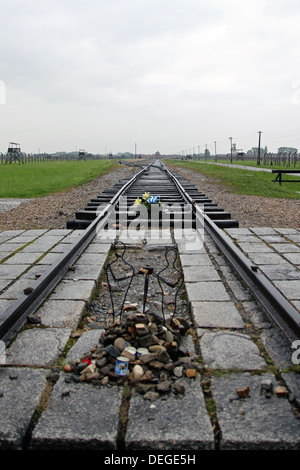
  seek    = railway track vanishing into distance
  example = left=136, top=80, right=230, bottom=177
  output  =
left=0, top=159, right=299, bottom=347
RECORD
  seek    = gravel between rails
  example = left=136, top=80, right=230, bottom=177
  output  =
left=0, top=163, right=299, bottom=231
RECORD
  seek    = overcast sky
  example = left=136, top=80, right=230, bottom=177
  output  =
left=1, top=0, right=300, bottom=156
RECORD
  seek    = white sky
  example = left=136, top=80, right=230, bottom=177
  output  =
left=1, top=0, right=300, bottom=155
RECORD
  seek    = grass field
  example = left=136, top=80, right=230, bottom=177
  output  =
left=167, top=160, right=300, bottom=200
left=0, top=160, right=119, bottom=198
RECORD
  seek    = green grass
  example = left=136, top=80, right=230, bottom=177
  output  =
left=0, top=160, right=118, bottom=198
left=166, top=160, right=300, bottom=199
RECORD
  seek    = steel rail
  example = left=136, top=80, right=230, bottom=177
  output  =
left=161, top=160, right=300, bottom=343
left=0, top=163, right=151, bottom=343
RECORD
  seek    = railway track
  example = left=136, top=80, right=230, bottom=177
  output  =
left=0, top=159, right=299, bottom=346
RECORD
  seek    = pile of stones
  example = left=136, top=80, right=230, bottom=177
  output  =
left=66, top=311, right=201, bottom=399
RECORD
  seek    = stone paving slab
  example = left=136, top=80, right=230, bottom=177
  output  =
left=273, top=280, right=300, bottom=300
left=0, top=278, right=35, bottom=300
left=3, top=252, right=43, bottom=265
left=198, top=331, right=267, bottom=370
left=30, top=375, right=123, bottom=450
left=191, top=301, right=245, bottom=329
left=50, top=280, right=96, bottom=301
left=0, top=242, right=28, bottom=252
left=179, top=253, right=212, bottom=266
left=76, top=253, right=107, bottom=266
left=64, top=264, right=105, bottom=281
left=0, top=264, right=29, bottom=279
left=182, top=265, right=221, bottom=282
left=0, top=367, right=48, bottom=450
left=37, top=300, right=86, bottom=329
left=125, top=377, right=215, bottom=450
left=36, top=252, right=62, bottom=265
left=258, top=264, right=300, bottom=280
left=0, top=228, right=299, bottom=451
left=211, top=373, right=300, bottom=450
left=185, top=281, right=231, bottom=302
left=66, top=329, right=102, bottom=362
left=5, top=328, right=72, bottom=366
left=224, top=227, right=300, bottom=312
left=282, top=372, right=300, bottom=408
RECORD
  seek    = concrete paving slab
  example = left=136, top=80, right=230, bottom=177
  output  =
left=37, top=300, right=86, bottom=329
left=125, top=377, right=214, bottom=450
left=259, top=234, right=287, bottom=243
left=282, top=372, right=300, bottom=408
left=0, top=230, right=25, bottom=238
left=225, top=228, right=253, bottom=236
left=258, top=264, right=300, bottom=280
left=30, top=375, right=123, bottom=450
left=191, top=301, right=245, bottom=329
left=228, top=234, right=260, bottom=243
left=0, top=264, right=29, bottom=279
left=250, top=227, right=278, bottom=235
left=182, top=265, right=221, bottom=282
left=50, top=280, right=96, bottom=301
left=93, top=230, right=118, bottom=243
left=16, top=229, right=48, bottom=237
left=179, top=253, right=212, bottom=266
left=285, top=234, right=300, bottom=243
left=6, top=327, right=72, bottom=366
left=199, top=331, right=267, bottom=369
left=0, top=367, right=48, bottom=450
left=248, top=252, right=290, bottom=265
left=76, top=253, right=107, bottom=266
left=174, top=229, right=205, bottom=253
left=49, top=243, right=72, bottom=253
left=270, top=243, right=300, bottom=253
left=22, top=265, right=50, bottom=279
left=238, top=242, right=273, bottom=253
left=260, top=328, right=296, bottom=369
left=282, top=252, right=300, bottom=265
left=66, top=329, right=102, bottom=362
left=0, top=243, right=27, bottom=252
left=5, top=235, right=42, bottom=244
left=275, top=228, right=299, bottom=235
left=0, top=299, right=14, bottom=317
left=36, top=252, right=62, bottom=265
left=0, top=279, right=11, bottom=291
left=273, top=280, right=300, bottom=300
left=21, top=243, right=56, bottom=253
left=185, top=281, right=231, bottom=302
left=211, top=373, right=300, bottom=450
left=46, top=229, right=72, bottom=236
left=83, top=243, right=111, bottom=254
left=3, top=252, right=42, bottom=265
left=0, top=278, right=35, bottom=300
left=64, top=264, right=104, bottom=281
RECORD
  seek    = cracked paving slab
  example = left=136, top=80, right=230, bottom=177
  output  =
left=5, top=328, right=72, bottom=366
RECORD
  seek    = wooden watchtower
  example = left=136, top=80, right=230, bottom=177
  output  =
left=78, top=149, right=86, bottom=161
left=6, top=142, right=23, bottom=164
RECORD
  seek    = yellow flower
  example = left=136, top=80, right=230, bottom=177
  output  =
left=142, top=192, right=150, bottom=200
left=134, top=197, right=142, bottom=206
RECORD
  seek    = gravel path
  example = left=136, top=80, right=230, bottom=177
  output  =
left=0, top=163, right=299, bottom=231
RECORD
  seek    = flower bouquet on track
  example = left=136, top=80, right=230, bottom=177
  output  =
left=133, top=192, right=166, bottom=217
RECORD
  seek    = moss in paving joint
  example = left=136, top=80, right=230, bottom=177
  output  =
left=23, top=380, right=55, bottom=450
left=117, top=384, right=132, bottom=450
